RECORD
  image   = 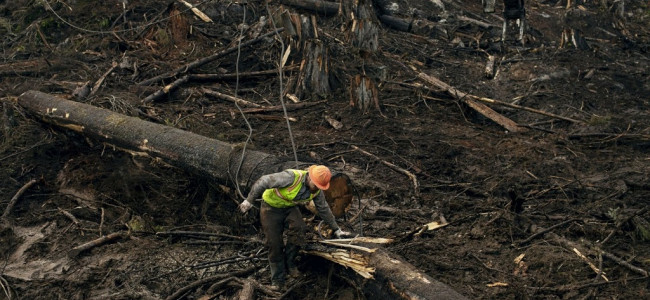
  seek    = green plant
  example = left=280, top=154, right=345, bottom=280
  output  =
left=587, top=114, right=611, bottom=126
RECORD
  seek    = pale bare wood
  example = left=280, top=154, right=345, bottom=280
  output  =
left=201, top=88, right=263, bottom=108
left=472, top=96, right=583, bottom=124
left=236, top=278, right=255, bottom=300
left=178, top=0, right=213, bottom=22
left=572, top=248, right=609, bottom=281
left=240, top=100, right=326, bottom=113
left=418, top=72, right=526, bottom=133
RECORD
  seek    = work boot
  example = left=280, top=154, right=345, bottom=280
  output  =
left=287, top=267, right=300, bottom=278
left=269, top=261, right=286, bottom=290
left=270, top=280, right=285, bottom=292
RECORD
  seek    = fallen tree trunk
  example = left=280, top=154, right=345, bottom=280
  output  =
left=17, top=90, right=468, bottom=300
left=305, top=239, right=467, bottom=300
left=418, top=72, right=526, bottom=133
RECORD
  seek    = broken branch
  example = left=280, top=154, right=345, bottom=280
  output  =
left=142, top=75, right=190, bottom=103
left=178, top=0, right=213, bottom=23
left=572, top=247, right=609, bottom=281
left=1, top=179, right=38, bottom=221
left=138, top=29, right=283, bottom=86
left=471, top=96, right=583, bottom=124
left=418, top=72, right=526, bottom=133
left=68, top=231, right=127, bottom=257
left=239, top=100, right=326, bottom=113
left=201, top=88, right=263, bottom=108
left=351, top=145, right=419, bottom=197
left=165, top=267, right=257, bottom=300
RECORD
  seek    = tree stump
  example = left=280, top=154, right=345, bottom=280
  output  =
left=349, top=74, right=380, bottom=114
left=342, top=0, right=379, bottom=55
left=281, top=12, right=332, bottom=99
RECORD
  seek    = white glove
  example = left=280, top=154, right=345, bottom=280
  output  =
left=334, top=229, right=351, bottom=239
left=239, top=200, right=253, bottom=213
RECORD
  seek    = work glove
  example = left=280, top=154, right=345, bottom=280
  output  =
left=334, top=229, right=352, bottom=239
left=239, top=200, right=253, bottom=213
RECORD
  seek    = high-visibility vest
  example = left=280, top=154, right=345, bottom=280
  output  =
left=262, top=169, right=320, bottom=208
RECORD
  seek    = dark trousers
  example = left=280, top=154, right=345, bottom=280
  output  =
left=260, top=202, right=306, bottom=283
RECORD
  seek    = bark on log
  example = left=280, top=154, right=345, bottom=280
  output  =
left=18, top=91, right=288, bottom=189
left=280, top=0, right=339, bottom=15
left=18, top=90, right=468, bottom=299
left=305, top=243, right=468, bottom=300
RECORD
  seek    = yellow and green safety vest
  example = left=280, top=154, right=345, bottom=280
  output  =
left=262, top=169, right=320, bottom=208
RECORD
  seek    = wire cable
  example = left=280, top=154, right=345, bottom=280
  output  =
left=266, top=3, right=299, bottom=167
left=232, top=3, right=254, bottom=200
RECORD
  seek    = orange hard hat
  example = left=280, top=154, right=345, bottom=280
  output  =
left=308, top=165, right=331, bottom=190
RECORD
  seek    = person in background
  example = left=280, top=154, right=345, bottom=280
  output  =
left=239, top=165, right=351, bottom=290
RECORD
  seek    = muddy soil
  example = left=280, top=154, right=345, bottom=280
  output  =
left=1, top=0, right=649, bottom=299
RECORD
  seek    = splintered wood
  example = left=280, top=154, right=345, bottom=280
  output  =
left=304, top=248, right=376, bottom=278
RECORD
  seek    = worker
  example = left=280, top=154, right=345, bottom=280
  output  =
left=238, top=165, right=351, bottom=290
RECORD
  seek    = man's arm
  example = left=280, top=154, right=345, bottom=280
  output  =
left=312, top=192, right=340, bottom=232
left=245, top=170, right=295, bottom=203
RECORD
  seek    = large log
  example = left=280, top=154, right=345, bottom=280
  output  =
left=17, top=90, right=468, bottom=300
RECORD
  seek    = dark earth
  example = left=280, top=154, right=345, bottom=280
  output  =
left=1, top=0, right=649, bottom=299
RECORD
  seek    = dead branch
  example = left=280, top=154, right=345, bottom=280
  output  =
left=471, top=96, right=584, bottom=124
left=58, top=208, right=80, bottom=225
left=351, top=145, right=419, bottom=197
left=572, top=247, right=609, bottom=281
left=0, top=275, right=14, bottom=300
left=189, top=67, right=296, bottom=81
left=240, top=100, right=326, bottom=113
left=527, top=276, right=649, bottom=292
left=201, top=88, right=263, bottom=108
left=232, top=278, right=280, bottom=298
left=142, top=75, right=190, bottom=103
left=89, top=61, right=118, bottom=98
left=237, top=278, right=255, bottom=300
left=164, top=267, right=257, bottom=300
left=418, top=72, right=526, bottom=133
left=1, top=179, right=38, bottom=221
left=138, top=29, right=284, bottom=86
left=156, top=230, right=261, bottom=242
left=68, top=231, right=127, bottom=257
left=536, top=227, right=649, bottom=278
left=599, top=251, right=648, bottom=277
left=178, top=0, right=213, bottom=22
left=191, top=254, right=266, bottom=270
left=517, top=218, right=577, bottom=245
left=457, top=15, right=496, bottom=29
